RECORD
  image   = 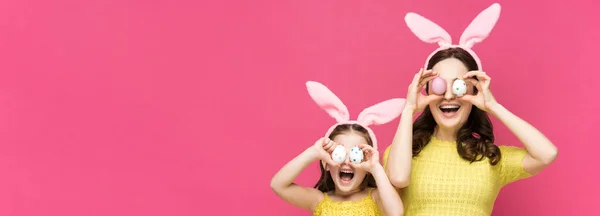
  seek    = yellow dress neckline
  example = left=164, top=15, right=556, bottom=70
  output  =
left=313, top=188, right=381, bottom=216
left=430, top=136, right=456, bottom=145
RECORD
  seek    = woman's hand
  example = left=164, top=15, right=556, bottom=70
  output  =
left=310, top=137, right=340, bottom=167
left=405, top=68, right=443, bottom=113
left=349, top=144, right=380, bottom=173
left=459, top=71, right=499, bottom=112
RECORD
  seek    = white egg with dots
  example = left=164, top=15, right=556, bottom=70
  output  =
left=349, top=147, right=364, bottom=163
left=331, top=145, right=347, bottom=163
left=452, top=79, right=467, bottom=97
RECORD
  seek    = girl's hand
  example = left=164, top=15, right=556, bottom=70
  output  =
left=349, top=144, right=380, bottom=173
left=405, top=68, right=443, bottom=113
left=311, top=137, right=340, bottom=167
left=459, top=71, right=499, bottom=112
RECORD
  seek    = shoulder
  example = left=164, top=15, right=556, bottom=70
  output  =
left=314, top=190, right=327, bottom=204
left=382, top=146, right=391, bottom=168
left=497, top=145, right=528, bottom=164
left=383, top=145, right=391, bottom=157
left=368, top=187, right=379, bottom=201
left=498, top=145, right=527, bottom=158
left=312, top=191, right=328, bottom=212
left=494, top=145, right=532, bottom=185
left=498, top=145, right=524, bottom=151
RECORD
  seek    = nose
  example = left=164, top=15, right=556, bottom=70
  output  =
left=444, top=82, right=455, bottom=100
left=343, top=149, right=351, bottom=164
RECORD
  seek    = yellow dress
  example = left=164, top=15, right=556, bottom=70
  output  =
left=313, top=188, right=382, bottom=216
left=383, top=137, right=532, bottom=216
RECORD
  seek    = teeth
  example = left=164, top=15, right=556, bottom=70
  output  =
left=341, top=170, right=353, bottom=174
left=440, top=105, right=460, bottom=109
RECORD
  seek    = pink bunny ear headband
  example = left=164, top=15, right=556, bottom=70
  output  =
left=405, top=3, right=501, bottom=70
left=306, top=81, right=406, bottom=149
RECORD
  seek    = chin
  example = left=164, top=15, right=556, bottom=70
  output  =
left=431, top=102, right=471, bottom=129
left=331, top=166, right=366, bottom=193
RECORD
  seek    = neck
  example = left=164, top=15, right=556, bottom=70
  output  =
left=334, top=187, right=362, bottom=197
left=434, top=125, right=458, bottom=141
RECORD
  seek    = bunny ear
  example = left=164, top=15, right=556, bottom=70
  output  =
left=405, top=12, right=452, bottom=47
left=459, top=3, right=502, bottom=48
left=357, top=98, right=406, bottom=126
left=306, top=81, right=350, bottom=123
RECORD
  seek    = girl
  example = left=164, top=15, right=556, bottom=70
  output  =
left=271, top=81, right=405, bottom=216
left=385, top=4, right=558, bottom=216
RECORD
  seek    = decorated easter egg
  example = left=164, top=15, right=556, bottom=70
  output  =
left=349, top=147, right=364, bottom=163
left=452, top=79, right=467, bottom=97
left=331, top=145, right=347, bottom=163
left=431, top=77, right=447, bottom=95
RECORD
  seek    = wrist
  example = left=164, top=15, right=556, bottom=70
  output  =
left=487, top=102, right=505, bottom=117
left=402, top=107, right=416, bottom=116
left=304, top=147, right=321, bottom=161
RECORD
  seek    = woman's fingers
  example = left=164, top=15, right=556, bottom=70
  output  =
left=418, top=74, right=439, bottom=89
left=464, top=71, right=491, bottom=83
left=458, top=94, right=476, bottom=104
left=411, top=68, right=424, bottom=84
left=416, top=93, right=442, bottom=111
left=465, top=78, right=483, bottom=92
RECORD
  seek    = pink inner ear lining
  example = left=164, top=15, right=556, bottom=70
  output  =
left=404, top=12, right=452, bottom=46
left=305, top=81, right=351, bottom=123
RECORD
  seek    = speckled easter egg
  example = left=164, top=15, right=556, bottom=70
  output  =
left=452, top=79, right=467, bottom=97
left=331, top=145, right=347, bottom=163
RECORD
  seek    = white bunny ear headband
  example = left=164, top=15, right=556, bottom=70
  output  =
left=405, top=3, right=501, bottom=70
left=306, top=81, right=406, bottom=149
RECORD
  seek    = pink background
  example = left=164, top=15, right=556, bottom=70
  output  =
left=0, top=0, right=598, bottom=215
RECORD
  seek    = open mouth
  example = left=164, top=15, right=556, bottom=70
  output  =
left=339, top=169, right=354, bottom=184
left=439, top=104, right=460, bottom=113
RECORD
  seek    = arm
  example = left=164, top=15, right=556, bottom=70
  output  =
left=372, top=164, right=404, bottom=216
left=489, top=103, right=558, bottom=175
left=270, top=147, right=324, bottom=211
left=386, top=69, right=441, bottom=188
left=460, top=71, right=558, bottom=176
left=385, top=108, right=415, bottom=188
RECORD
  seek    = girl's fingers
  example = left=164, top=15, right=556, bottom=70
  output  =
left=322, top=138, right=331, bottom=147
left=358, top=144, right=373, bottom=151
left=324, top=156, right=339, bottom=168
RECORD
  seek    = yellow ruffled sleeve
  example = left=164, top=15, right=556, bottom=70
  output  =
left=498, top=145, right=533, bottom=186
left=382, top=145, right=391, bottom=170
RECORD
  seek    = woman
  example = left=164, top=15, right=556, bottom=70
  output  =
left=384, top=4, right=558, bottom=216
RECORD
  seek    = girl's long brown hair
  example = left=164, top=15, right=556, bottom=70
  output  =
left=313, top=124, right=377, bottom=192
left=413, top=47, right=501, bottom=165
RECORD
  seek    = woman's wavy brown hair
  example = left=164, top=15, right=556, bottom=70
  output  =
left=412, top=47, right=501, bottom=165
left=314, top=124, right=377, bottom=192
